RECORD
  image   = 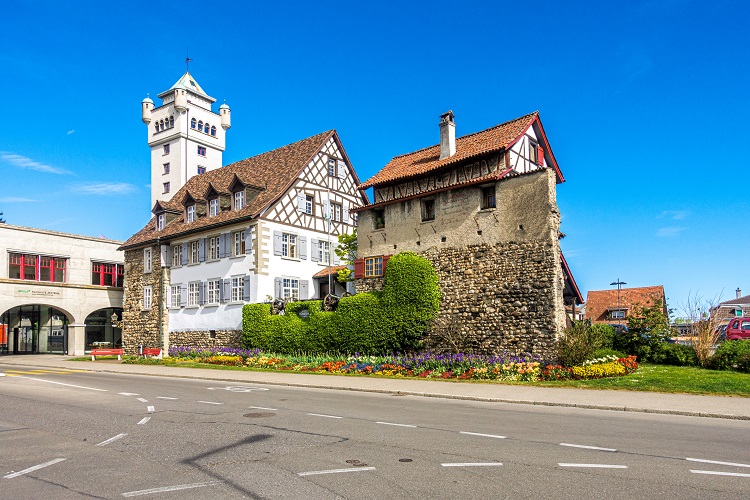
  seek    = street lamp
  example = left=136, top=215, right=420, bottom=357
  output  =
left=610, top=279, right=627, bottom=325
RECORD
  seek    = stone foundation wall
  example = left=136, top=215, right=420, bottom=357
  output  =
left=169, top=329, right=243, bottom=350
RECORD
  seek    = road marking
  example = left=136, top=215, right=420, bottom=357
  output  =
left=460, top=431, right=506, bottom=439
left=136, top=398, right=149, bottom=403
left=3, top=369, right=85, bottom=376
left=97, top=433, right=128, bottom=447
left=298, top=467, right=376, bottom=476
left=3, top=458, right=66, bottom=479
left=119, top=392, right=140, bottom=396
left=441, top=462, right=503, bottom=467
left=122, top=481, right=222, bottom=497
left=0, top=373, right=5, bottom=377
left=207, top=386, right=269, bottom=392
left=17, top=377, right=107, bottom=392
left=147, top=406, right=155, bottom=413
left=560, top=443, right=617, bottom=452
left=690, top=470, right=750, bottom=478
left=197, top=401, right=223, bottom=405
left=157, top=396, right=178, bottom=400
left=249, top=406, right=277, bottom=411
left=307, top=413, right=343, bottom=419
left=375, top=421, right=416, bottom=428
left=558, top=463, right=627, bottom=469
left=137, top=417, right=151, bottom=425
left=687, top=458, right=750, bottom=468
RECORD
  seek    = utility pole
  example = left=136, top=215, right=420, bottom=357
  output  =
left=610, top=279, right=627, bottom=326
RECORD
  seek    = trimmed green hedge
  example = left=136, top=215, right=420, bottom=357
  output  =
left=242, top=252, right=440, bottom=354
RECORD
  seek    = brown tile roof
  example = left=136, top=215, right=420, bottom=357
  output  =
left=359, top=111, right=561, bottom=189
left=121, top=130, right=339, bottom=249
left=312, top=265, right=346, bottom=278
left=718, top=294, right=750, bottom=306
left=584, top=286, right=666, bottom=324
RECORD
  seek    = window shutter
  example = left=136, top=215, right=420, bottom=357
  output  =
left=323, top=199, right=331, bottom=220
left=165, top=288, right=172, bottom=308
left=299, top=235, right=307, bottom=260
left=217, top=233, right=226, bottom=258
left=245, top=227, right=254, bottom=255
left=223, top=279, right=231, bottom=303
left=354, top=258, right=364, bottom=279
left=342, top=207, right=349, bottom=223
left=274, top=277, right=283, bottom=299
left=297, top=192, right=306, bottom=212
left=273, top=231, right=282, bottom=256
left=163, top=245, right=172, bottom=268
left=310, top=239, right=319, bottom=262
left=300, top=280, right=309, bottom=300
left=181, top=243, right=188, bottom=266
left=243, top=275, right=251, bottom=302
left=198, top=238, right=206, bottom=262
left=180, top=286, right=187, bottom=306
left=537, top=145, right=544, bottom=166
left=382, top=255, right=391, bottom=275
left=337, top=162, right=346, bottom=180
left=198, top=282, right=205, bottom=305
left=333, top=244, right=341, bottom=265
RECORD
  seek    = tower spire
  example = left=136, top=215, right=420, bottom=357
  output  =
left=185, top=47, right=193, bottom=72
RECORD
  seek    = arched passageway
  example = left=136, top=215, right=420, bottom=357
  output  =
left=1, top=305, right=73, bottom=354
left=83, top=308, right=123, bottom=351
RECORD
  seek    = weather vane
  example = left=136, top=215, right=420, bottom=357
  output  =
left=185, top=47, right=193, bottom=72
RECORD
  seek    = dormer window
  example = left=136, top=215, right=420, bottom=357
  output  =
left=234, top=190, right=245, bottom=210
left=187, top=204, right=196, bottom=223
left=191, top=118, right=196, bottom=129
left=156, top=214, right=165, bottom=231
left=209, top=198, right=219, bottom=217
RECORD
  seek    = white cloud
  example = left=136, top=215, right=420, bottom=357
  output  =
left=0, top=197, right=37, bottom=203
left=66, top=129, right=75, bottom=135
left=0, top=151, right=72, bottom=175
left=71, top=182, right=139, bottom=195
left=658, top=210, right=689, bottom=220
left=656, top=227, right=686, bottom=237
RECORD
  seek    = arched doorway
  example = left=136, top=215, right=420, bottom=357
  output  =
left=1, top=305, right=72, bottom=355
left=83, top=308, right=123, bottom=352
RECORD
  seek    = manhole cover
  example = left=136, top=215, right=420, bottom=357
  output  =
left=243, top=412, right=276, bottom=418
left=345, top=460, right=368, bottom=467
left=399, top=458, right=413, bottom=462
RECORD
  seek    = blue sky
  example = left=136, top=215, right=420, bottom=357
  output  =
left=1, top=0, right=747, bottom=312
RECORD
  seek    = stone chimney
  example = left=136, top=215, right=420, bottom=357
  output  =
left=737, top=288, right=742, bottom=299
left=439, top=110, right=456, bottom=160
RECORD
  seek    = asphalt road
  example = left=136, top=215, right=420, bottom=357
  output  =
left=0, top=362, right=749, bottom=499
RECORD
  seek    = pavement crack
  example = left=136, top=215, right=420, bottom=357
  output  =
left=27, top=476, right=108, bottom=499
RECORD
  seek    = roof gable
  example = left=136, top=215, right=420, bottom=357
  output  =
left=584, top=286, right=667, bottom=323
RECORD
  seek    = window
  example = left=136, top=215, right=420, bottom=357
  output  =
left=305, top=194, right=314, bottom=215
left=611, top=310, right=626, bottom=319
left=231, top=276, right=243, bottom=302
left=159, top=120, right=164, bottom=131
left=187, top=282, right=200, bottom=306
left=365, top=256, right=383, bottom=277
left=198, top=120, right=203, bottom=132
left=187, top=204, right=196, bottom=222
left=206, top=279, right=220, bottom=304
left=281, top=233, right=297, bottom=258
left=162, top=182, right=170, bottom=194
left=318, top=240, right=331, bottom=264
left=197, top=146, right=206, bottom=156
left=163, top=144, right=170, bottom=155
left=170, top=285, right=181, bottom=308
left=143, top=248, right=152, bottom=273
left=163, top=162, right=170, bottom=174
left=143, top=286, right=152, bottom=309
left=210, top=126, right=216, bottom=136
left=421, top=199, right=435, bottom=222
left=282, top=278, right=299, bottom=300
left=233, top=231, right=245, bottom=256
left=373, top=209, right=385, bottom=229
left=91, top=262, right=124, bottom=287
left=156, top=213, right=165, bottom=230
left=189, top=241, right=199, bottom=264
left=331, top=202, right=342, bottom=222
left=328, top=158, right=337, bottom=177
left=208, top=235, right=220, bottom=260
left=169, top=116, right=174, bottom=128
left=154, top=123, right=159, bottom=133
left=197, top=166, right=206, bottom=174
left=234, top=190, right=245, bottom=210
left=191, top=118, right=196, bottom=129
left=172, top=244, right=182, bottom=267
left=209, top=198, right=219, bottom=217
left=529, top=139, right=539, bottom=163
left=481, top=186, right=496, bottom=209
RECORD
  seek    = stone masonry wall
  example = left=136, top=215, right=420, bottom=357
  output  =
left=122, top=246, right=166, bottom=355
left=169, top=329, right=243, bottom=350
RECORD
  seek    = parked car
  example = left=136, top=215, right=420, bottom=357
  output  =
left=714, top=324, right=728, bottom=342
left=725, top=318, right=750, bottom=340
left=608, top=324, right=629, bottom=334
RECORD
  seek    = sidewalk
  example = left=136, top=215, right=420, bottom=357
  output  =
left=2, top=354, right=748, bottom=420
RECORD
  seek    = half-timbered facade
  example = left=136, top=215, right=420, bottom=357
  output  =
left=120, top=130, right=367, bottom=353
left=354, top=111, right=582, bottom=358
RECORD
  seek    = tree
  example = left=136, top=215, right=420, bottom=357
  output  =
left=335, top=229, right=357, bottom=283
left=680, top=294, right=722, bottom=367
left=614, top=299, right=674, bottom=362
left=0, top=211, right=5, bottom=223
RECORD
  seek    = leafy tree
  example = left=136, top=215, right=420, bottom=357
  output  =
left=335, top=229, right=357, bottom=283
left=614, top=299, right=674, bottom=362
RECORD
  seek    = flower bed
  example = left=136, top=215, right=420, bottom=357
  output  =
left=157, top=347, right=638, bottom=381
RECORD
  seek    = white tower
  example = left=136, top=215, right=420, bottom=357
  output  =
left=142, top=71, right=231, bottom=210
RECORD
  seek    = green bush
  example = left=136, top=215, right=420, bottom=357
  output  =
left=660, top=343, right=698, bottom=366
left=592, top=348, right=626, bottom=359
left=557, top=322, right=603, bottom=367
left=589, top=324, right=616, bottom=350
left=709, top=340, right=750, bottom=372
left=242, top=252, right=440, bottom=355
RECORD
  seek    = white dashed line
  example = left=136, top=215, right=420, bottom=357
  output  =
left=441, top=462, right=503, bottom=467
left=307, top=413, right=343, bottom=419
left=136, top=398, right=149, bottom=403
left=690, top=470, right=750, bottom=478
left=460, top=431, right=506, bottom=439
left=558, top=463, right=627, bottom=469
left=122, top=481, right=222, bottom=497
left=3, top=458, right=66, bottom=479
left=298, top=467, right=376, bottom=476
left=157, top=397, right=178, bottom=400
left=18, top=377, right=106, bottom=392
left=560, top=443, right=617, bottom=452
left=248, top=406, right=277, bottom=411
left=686, top=458, right=750, bottom=468
left=197, top=401, right=223, bottom=405
left=147, top=406, right=155, bottom=413
left=119, top=392, right=140, bottom=396
left=375, top=421, right=416, bottom=428
left=0, top=373, right=6, bottom=377
left=137, top=417, right=151, bottom=425
left=97, top=433, right=128, bottom=447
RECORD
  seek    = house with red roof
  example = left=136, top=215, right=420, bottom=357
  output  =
left=584, top=285, right=667, bottom=324
left=353, top=111, right=582, bottom=357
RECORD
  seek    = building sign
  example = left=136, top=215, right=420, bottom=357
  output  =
left=13, top=288, right=63, bottom=299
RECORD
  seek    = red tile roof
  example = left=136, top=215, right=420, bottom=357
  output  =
left=584, top=286, right=667, bottom=324
left=312, top=265, right=346, bottom=278
left=359, top=111, right=562, bottom=189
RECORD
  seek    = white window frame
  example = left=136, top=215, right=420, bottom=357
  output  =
left=208, top=235, right=220, bottom=261
left=187, top=282, right=200, bottom=307
left=233, top=231, right=245, bottom=256
left=234, top=190, right=245, bottom=210
left=282, top=278, right=299, bottom=301
left=305, top=194, right=314, bottom=215
left=206, top=278, right=220, bottom=305
left=143, top=248, right=152, bottom=273
left=189, top=241, right=199, bottom=264
left=331, top=202, right=342, bottom=222
left=231, top=276, right=243, bottom=302
left=318, top=240, right=331, bottom=265
left=281, top=233, right=297, bottom=259
left=187, top=205, right=196, bottom=223
left=172, top=244, right=181, bottom=267
left=156, top=214, right=165, bottom=231
left=611, top=310, right=626, bottom=319
left=143, top=285, right=152, bottom=309
left=170, top=285, right=181, bottom=308
left=209, top=198, right=219, bottom=217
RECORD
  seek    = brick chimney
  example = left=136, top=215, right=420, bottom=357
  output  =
left=439, top=110, right=456, bottom=160
left=737, top=288, right=742, bottom=299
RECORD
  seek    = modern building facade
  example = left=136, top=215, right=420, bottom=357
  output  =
left=0, top=224, right=124, bottom=355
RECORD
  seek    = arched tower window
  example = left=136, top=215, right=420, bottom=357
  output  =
left=191, top=118, right=196, bottom=129
left=169, top=116, right=174, bottom=128
left=198, top=121, right=203, bottom=132
left=211, top=126, right=216, bottom=136
left=154, top=123, right=159, bottom=133
left=159, top=120, right=164, bottom=131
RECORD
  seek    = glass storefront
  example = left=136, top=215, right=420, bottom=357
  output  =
left=1, top=305, right=69, bottom=354
left=84, top=308, right=123, bottom=352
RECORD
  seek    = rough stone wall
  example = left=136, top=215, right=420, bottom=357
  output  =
left=122, top=246, right=166, bottom=355
left=169, top=329, right=243, bottom=349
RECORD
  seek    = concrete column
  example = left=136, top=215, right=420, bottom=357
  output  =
left=67, top=323, right=86, bottom=356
